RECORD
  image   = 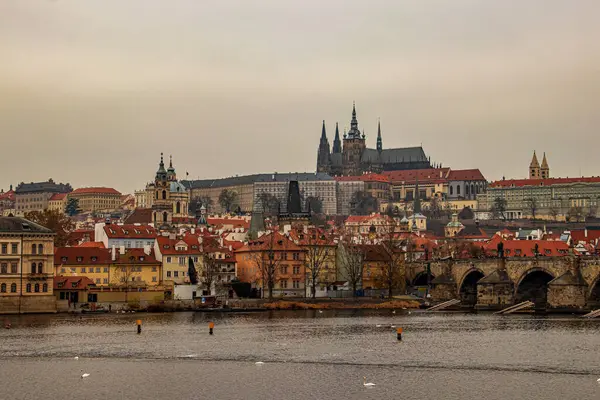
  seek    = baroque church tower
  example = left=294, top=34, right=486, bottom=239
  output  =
left=151, top=153, right=189, bottom=230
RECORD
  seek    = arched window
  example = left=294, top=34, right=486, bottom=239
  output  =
left=471, top=184, right=475, bottom=197
left=34, top=283, right=40, bottom=293
left=162, top=190, right=167, bottom=200
left=10, top=283, right=16, bottom=293
left=156, top=191, right=159, bottom=200
left=38, top=262, right=43, bottom=274
left=466, top=185, right=470, bottom=195
left=31, top=244, right=36, bottom=255
left=450, top=186, right=453, bottom=195
left=0, top=283, right=6, bottom=293
left=176, top=202, right=181, bottom=214
left=38, top=244, right=43, bottom=254
left=42, top=283, right=48, bottom=292
left=26, top=283, right=31, bottom=293
left=163, top=212, right=168, bottom=222
left=31, top=262, right=36, bottom=274
left=457, top=185, right=461, bottom=195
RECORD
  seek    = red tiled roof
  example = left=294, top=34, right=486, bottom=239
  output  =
left=345, top=214, right=390, bottom=224
left=447, top=169, right=486, bottom=181
left=66, top=229, right=95, bottom=246
left=490, top=176, right=600, bottom=188
left=383, top=168, right=450, bottom=185
left=490, top=239, right=570, bottom=257
left=55, top=247, right=112, bottom=265
left=77, top=241, right=106, bottom=248
left=156, top=235, right=203, bottom=255
left=103, top=224, right=156, bottom=239
left=206, top=217, right=250, bottom=230
left=49, top=193, right=67, bottom=201
left=54, top=276, right=96, bottom=290
left=355, top=244, right=392, bottom=262
left=334, top=173, right=390, bottom=183
left=114, top=248, right=159, bottom=264
left=0, top=190, right=15, bottom=201
left=124, top=208, right=153, bottom=224
left=71, top=187, right=122, bottom=195
left=570, top=229, right=600, bottom=245
left=236, top=231, right=303, bottom=253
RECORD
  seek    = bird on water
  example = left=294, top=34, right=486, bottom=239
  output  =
left=363, top=377, right=375, bottom=387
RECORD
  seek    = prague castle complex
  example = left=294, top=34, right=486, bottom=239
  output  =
left=316, top=103, right=435, bottom=176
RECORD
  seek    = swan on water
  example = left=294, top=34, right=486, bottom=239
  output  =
left=392, top=310, right=396, bottom=314
left=81, top=373, right=90, bottom=379
left=255, top=362, right=264, bottom=365
left=375, top=324, right=382, bottom=328
left=363, top=377, right=375, bottom=387
left=318, top=310, right=323, bottom=314
left=74, top=356, right=79, bottom=360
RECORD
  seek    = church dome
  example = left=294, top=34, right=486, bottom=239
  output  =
left=169, top=181, right=186, bottom=193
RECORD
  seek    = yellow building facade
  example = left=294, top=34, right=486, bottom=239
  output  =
left=0, top=216, right=56, bottom=314
left=69, top=187, right=122, bottom=212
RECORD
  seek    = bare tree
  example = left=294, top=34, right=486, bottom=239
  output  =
left=302, top=234, right=331, bottom=299
left=525, top=198, right=538, bottom=220
left=249, top=232, right=282, bottom=300
left=491, top=197, right=507, bottom=221
left=338, top=239, right=365, bottom=297
left=218, top=189, right=238, bottom=213
left=111, top=266, right=140, bottom=303
left=379, top=221, right=406, bottom=298
left=200, top=253, right=218, bottom=295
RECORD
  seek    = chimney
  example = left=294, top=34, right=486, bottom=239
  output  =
left=229, top=245, right=232, bottom=251
left=111, top=245, right=116, bottom=261
left=585, top=228, right=588, bottom=238
left=191, top=228, right=195, bottom=234
left=169, top=232, right=176, bottom=240
left=143, top=245, right=151, bottom=256
left=119, top=245, right=125, bottom=255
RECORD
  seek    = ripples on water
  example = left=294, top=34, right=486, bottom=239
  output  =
left=1, top=311, right=599, bottom=399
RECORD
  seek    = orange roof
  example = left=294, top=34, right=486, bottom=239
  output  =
left=77, top=241, right=106, bottom=248
left=0, top=190, right=15, bottom=201
left=156, top=235, right=203, bottom=255
left=487, top=239, right=569, bottom=257
left=490, top=176, right=600, bottom=188
left=447, top=169, right=486, bottom=181
left=383, top=168, right=450, bottom=184
left=114, top=248, right=159, bottom=264
left=206, top=217, right=250, bottom=230
left=54, top=276, right=96, bottom=290
left=236, top=231, right=303, bottom=253
left=49, top=193, right=67, bottom=201
left=334, top=173, right=390, bottom=183
left=71, top=187, right=121, bottom=195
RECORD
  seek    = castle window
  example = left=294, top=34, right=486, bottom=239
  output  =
left=162, top=190, right=167, bottom=200
left=11, top=283, right=16, bottom=293
left=31, top=244, right=37, bottom=255
left=457, top=185, right=461, bottom=195
left=450, top=186, right=453, bottom=195
left=31, top=263, right=36, bottom=274
left=38, top=244, right=43, bottom=254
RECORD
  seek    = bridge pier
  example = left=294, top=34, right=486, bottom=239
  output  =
left=547, top=270, right=588, bottom=311
left=475, top=269, right=514, bottom=311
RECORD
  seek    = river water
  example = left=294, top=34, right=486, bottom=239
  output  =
left=0, top=310, right=599, bottom=399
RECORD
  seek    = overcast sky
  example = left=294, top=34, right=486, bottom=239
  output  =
left=1, top=1, right=599, bottom=194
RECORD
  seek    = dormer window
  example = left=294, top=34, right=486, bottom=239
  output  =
left=91, top=256, right=97, bottom=262
left=61, top=257, right=68, bottom=262
left=139, top=256, right=145, bottom=261
left=76, top=257, right=83, bottom=262
left=163, top=245, right=170, bottom=249
left=545, top=249, right=551, bottom=255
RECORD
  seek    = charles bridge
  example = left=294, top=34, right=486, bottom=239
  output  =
left=407, top=255, right=600, bottom=311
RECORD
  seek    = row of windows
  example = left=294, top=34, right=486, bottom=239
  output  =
left=0, top=243, right=18, bottom=255
left=279, top=280, right=302, bottom=289
left=0, top=262, right=18, bottom=274
left=280, top=266, right=302, bottom=274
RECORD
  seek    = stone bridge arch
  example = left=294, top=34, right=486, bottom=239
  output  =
left=457, top=268, right=486, bottom=306
left=587, top=274, right=600, bottom=307
left=514, top=267, right=556, bottom=308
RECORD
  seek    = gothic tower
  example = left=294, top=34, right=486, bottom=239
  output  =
left=376, top=119, right=383, bottom=153
left=316, top=120, right=331, bottom=173
left=332, top=122, right=342, bottom=154
left=529, top=151, right=540, bottom=179
left=342, top=102, right=366, bottom=176
left=541, top=152, right=550, bottom=179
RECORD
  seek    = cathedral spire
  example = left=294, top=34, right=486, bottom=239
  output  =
left=321, top=120, right=327, bottom=139
left=316, top=120, right=331, bottom=173
left=332, top=122, right=341, bottom=153
left=376, top=118, right=382, bottom=152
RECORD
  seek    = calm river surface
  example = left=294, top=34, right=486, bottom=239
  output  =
left=1, top=310, right=599, bottom=399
